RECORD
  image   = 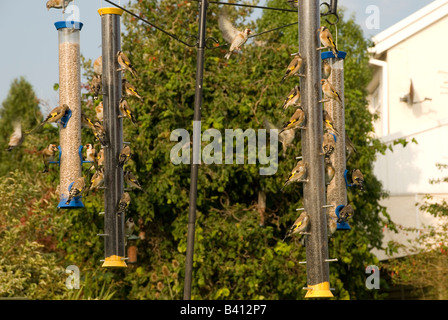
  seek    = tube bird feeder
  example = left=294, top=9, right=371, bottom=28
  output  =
left=298, top=0, right=333, bottom=298
left=55, top=20, right=84, bottom=209
left=322, top=51, right=349, bottom=230
left=98, top=7, right=127, bottom=268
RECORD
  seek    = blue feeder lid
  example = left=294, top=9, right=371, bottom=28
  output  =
left=54, top=21, right=84, bottom=31
left=335, top=204, right=351, bottom=230
left=321, top=51, right=347, bottom=60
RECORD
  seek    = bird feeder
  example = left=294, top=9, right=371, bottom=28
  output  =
left=98, top=7, right=127, bottom=268
left=322, top=51, right=347, bottom=226
left=55, top=20, right=84, bottom=209
left=127, top=235, right=140, bottom=264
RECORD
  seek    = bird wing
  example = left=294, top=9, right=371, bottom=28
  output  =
left=218, top=14, right=240, bottom=43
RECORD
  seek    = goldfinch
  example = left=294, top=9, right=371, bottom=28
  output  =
left=93, top=121, right=108, bottom=147
left=117, top=51, right=138, bottom=78
left=325, top=158, right=335, bottom=185
left=93, top=56, right=102, bottom=75
left=321, top=132, right=336, bottom=158
left=281, top=160, right=308, bottom=192
left=95, top=102, right=103, bottom=122
left=117, top=192, right=131, bottom=215
left=323, top=109, right=340, bottom=136
left=351, top=168, right=365, bottom=191
left=317, top=26, right=338, bottom=57
left=280, top=85, right=301, bottom=111
left=322, top=59, right=332, bottom=79
left=218, top=13, right=251, bottom=60
left=321, top=79, right=342, bottom=104
left=119, top=98, right=137, bottom=125
left=337, top=204, right=354, bottom=223
left=46, top=0, right=73, bottom=13
left=124, top=170, right=145, bottom=192
left=280, top=107, right=306, bottom=133
left=65, top=176, right=85, bottom=205
left=6, top=121, right=25, bottom=152
left=117, top=145, right=131, bottom=168
left=87, top=167, right=104, bottom=194
left=123, top=79, right=143, bottom=101
left=42, top=143, right=58, bottom=173
left=283, top=211, right=310, bottom=241
left=81, top=112, right=95, bottom=130
left=281, top=53, right=304, bottom=83
left=91, top=74, right=102, bottom=100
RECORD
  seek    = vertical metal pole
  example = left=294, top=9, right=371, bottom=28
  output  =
left=324, top=52, right=347, bottom=222
left=299, top=0, right=333, bottom=298
left=99, top=7, right=127, bottom=268
left=184, top=0, right=207, bottom=300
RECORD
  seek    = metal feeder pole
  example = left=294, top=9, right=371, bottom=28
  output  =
left=184, top=0, right=208, bottom=300
left=98, top=7, right=127, bottom=268
left=323, top=51, right=347, bottom=222
left=55, top=20, right=84, bottom=209
left=299, top=0, right=333, bottom=298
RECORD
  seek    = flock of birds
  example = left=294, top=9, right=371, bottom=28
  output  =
left=6, top=1, right=367, bottom=248
left=5, top=1, right=147, bottom=241
left=216, top=3, right=365, bottom=243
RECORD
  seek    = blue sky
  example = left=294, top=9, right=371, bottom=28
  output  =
left=0, top=0, right=436, bottom=109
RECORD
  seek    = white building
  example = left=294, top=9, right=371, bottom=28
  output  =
left=368, top=0, right=448, bottom=260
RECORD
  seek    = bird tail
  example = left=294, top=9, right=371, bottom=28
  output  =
left=224, top=52, right=231, bottom=60
left=281, top=75, right=286, bottom=83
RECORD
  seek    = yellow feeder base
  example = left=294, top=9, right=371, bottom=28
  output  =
left=98, top=7, right=124, bottom=16
left=304, top=281, right=334, bottom=298
left=102, top=255, right=128, bottom=268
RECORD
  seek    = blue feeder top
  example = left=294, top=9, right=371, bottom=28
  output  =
left=321, top=51, right=347, bottom=60
left=54, top=21, right=84, bottom=31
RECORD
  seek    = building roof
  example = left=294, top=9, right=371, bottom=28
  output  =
left=369, top=0, right=448, bottom=57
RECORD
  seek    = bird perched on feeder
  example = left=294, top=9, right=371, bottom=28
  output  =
left=117, top=51, right=138, bottom=78
left=337, top=204, right=354, bottom=223
left=119, top=98, right=137, bottom=125
left=263, top=119, right=295, bottom=158
left=6, top=121, right=25, bottom=152
left=42, top=143, right=58, bottom=173
left=91, top=74, right=102, bottom=100
left=281, top=53, right=304, bottom=83
left=317, top=26, right=338, bottom=58
left=65, top=176, right=85, bottom=205
left=46, top=0, right=73, bottom=13
left=81, top=112, right=95, bottom=130
left=87, top=167, right=104, bottom=195
left=84, top=143, right=97, bottom=168
left=280, top=107, right=306, bottom=134
left=218, top=13, right=252, bottom=60
left=325, top=158, right=335, bottom=185
left=322, top=59, right=332, bottom=79
left=351, top=168, right=365, bottom=191
left=124, top=170, right=145, bottom=192
left=93, top=56, right=102, bottom=75
left=281, top=160, right=308, bottom=192
left=95, top=102, right=103, bottom=122
left=280, top=85, right=301, bottom=111
left=117, top=145, right=131, bottom=168
left=29, top=104, right=69, bottom=134
left=117, top=192, right=131, bottom=215
left=321, top=132, right=336, bottom=158
left=125, top=217, right=135, bottom=237
left=97, top=148, right=104, bottom=168
left=93, top=120, right=108, bottom=147
left=320, top=79, right=343, bottom=105
left=283, top=211, right=310, bottom=241
left=327, top=212, right=338, bottom=237
left=323, top=109, right=340, bottom=136
left=123, top=79, right=143, bottom=101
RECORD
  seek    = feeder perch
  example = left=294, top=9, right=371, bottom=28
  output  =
left=58, top=180, right=85, bottom=209
left=59, top=108, right=72, bottom=128
left=335, top=204, right=351, bottom=230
